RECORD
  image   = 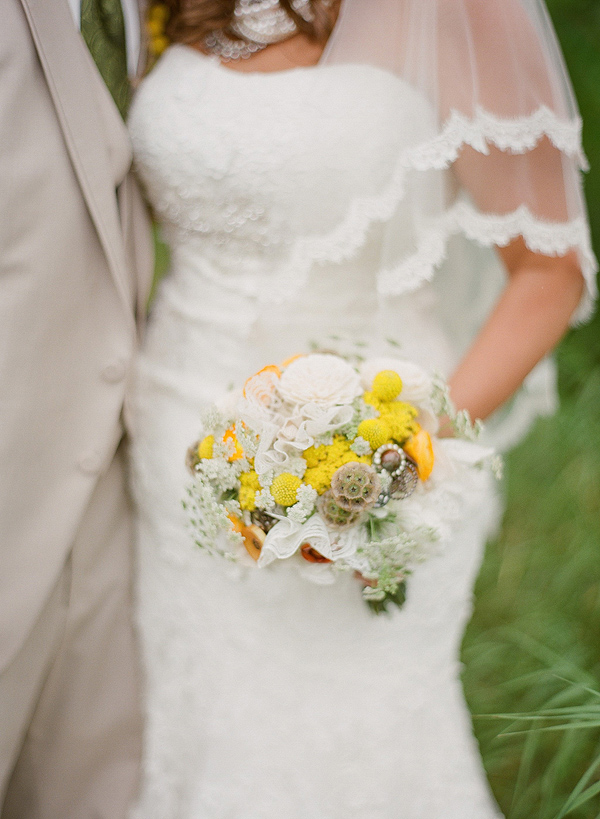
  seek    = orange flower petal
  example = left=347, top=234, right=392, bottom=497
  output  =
left=242, top=524, right=265, bottom=561
left=403, top=430, right=435, bottom=481
left=243, top=365, right=282, bottom=404
left=223, top=428, right=244, bottom=461
left=281, top=354, right=304, bottom=368
left=228, top=514, right=244, bottom=534
left=300, top=543, right=332, bottom=564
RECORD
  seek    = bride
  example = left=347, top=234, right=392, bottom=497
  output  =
left=127, top=1, right=596, bottom=816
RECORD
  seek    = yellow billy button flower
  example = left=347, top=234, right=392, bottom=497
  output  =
left=198, top=435, right=214, bottom=459
left=357, top=418, right=392, bottom=451
left=372, top=370, right=403, bottom=402
left=270, top=473, right=302, bottom=507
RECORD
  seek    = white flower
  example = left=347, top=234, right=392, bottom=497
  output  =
left=255, top=488, right=275, bottom=511
left=277, top=354, right=362, bottom=408
left=285, top=484, right=317, bottom=524
left=378, top=470, right=392, bottom=492
left=350, top=436, right=372, bottom=456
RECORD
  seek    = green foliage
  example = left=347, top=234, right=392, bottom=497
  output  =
left=463, top=5, right=600, bottom=816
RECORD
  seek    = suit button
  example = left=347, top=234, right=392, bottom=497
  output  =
left=102, top=360, right=127, bottom=384
left=78, top=451, right=102, bottom=475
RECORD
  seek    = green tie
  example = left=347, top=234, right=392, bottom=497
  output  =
left=80, top=0, right=130, bottom=119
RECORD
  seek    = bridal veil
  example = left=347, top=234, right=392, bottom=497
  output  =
left=304, top=0, right=596, bottom=449
left=319, top=0, right=595, bottom=319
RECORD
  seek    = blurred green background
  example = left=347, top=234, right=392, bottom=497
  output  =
left=462, top=1, right=600, bottom=816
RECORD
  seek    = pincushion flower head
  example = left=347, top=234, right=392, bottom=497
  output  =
left=331, top=462, right=381, bottom=511
left=276, top=354, right=362, bottom=408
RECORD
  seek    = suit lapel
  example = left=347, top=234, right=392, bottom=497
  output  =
left=19, top=0, right=136, bottom=329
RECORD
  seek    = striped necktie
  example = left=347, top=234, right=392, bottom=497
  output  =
left=80, top=0, right=130, bottom=119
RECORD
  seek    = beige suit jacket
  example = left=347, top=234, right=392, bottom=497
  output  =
left=0, top=0, right=154, bottom=674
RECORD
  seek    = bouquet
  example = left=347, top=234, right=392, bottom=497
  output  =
left=185, top=352, right=499, bottom=613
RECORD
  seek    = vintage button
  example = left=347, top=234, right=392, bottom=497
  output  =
left=102, top=360, right=127, bottom=384
left=78, top=451, right=102, bottom=475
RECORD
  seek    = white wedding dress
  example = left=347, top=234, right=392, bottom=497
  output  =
left=127, top=44, right=510, bottom=818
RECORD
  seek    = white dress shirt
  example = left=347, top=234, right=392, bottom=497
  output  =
left=67, top=0, right=141, bottom=77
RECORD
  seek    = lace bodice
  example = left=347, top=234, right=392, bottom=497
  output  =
left=130, top=46, right=437, bottom=305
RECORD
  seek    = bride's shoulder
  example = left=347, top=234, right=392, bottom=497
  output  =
left=139, top=44, right=216, bottom=92
left=131, top=44, right=217, bottom=124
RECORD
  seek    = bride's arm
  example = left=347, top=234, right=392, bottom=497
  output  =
left=447, top=238, right=584, bottom=422
left=444, top=132, right=587, bottom=424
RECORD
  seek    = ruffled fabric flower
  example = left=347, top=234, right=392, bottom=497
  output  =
left=277, top=354, right=362, bottom=408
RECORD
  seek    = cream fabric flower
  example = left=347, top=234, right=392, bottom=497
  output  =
left=277, top=354, right=362, bottom=407
left=360, top=357, right=433, bottom=407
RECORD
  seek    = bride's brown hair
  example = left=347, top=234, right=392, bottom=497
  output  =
left=164, top=0, right=337, bottom=46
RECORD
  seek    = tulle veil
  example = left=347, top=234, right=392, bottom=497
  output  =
left=309, top=0, right=596, bottom=448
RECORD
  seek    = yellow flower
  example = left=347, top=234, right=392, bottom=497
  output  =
left=147, top=3, right=170, bottom=58
left=303, top=444, right=325, bottom=468
left=147, top=17, right=164, bottom=37
left=148, top=2, right=169, bottom=23
left=372, top=370, right=403, bottom=402
left=198, top=435, right=214, bottom=459
left=363, top=390, right=382, bottom=411
left=381, top=414, right=418, bottom=444
left=379, top=400, right=418, bottom=418
left=240, top=470, right=261, bottom=492
left=271, top=473, right=302, bottom=506
left=377, top=401, right=418, bottom=442
left=357, top=418, right=392, bottom=450
left=150, top=35, right=169, bottom=56
left=239, top=485, right=256, bottom=512
left=303, top=435, right=350, bottom=468
left=304, top=463, right=335, bottom=495
left=304, top=442, right=371, bottom=495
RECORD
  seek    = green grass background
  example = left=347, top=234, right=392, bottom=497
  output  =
left=462, top=2, right=600, bottom=816
left=150, top=3, right=600, bottom=814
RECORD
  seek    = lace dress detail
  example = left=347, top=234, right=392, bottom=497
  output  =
left=129, top=46, right=596, bottom=324
left=125, top=45, right=558, bottom=818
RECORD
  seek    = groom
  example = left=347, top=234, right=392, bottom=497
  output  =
left=0, top=1, right=153, bottom=816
